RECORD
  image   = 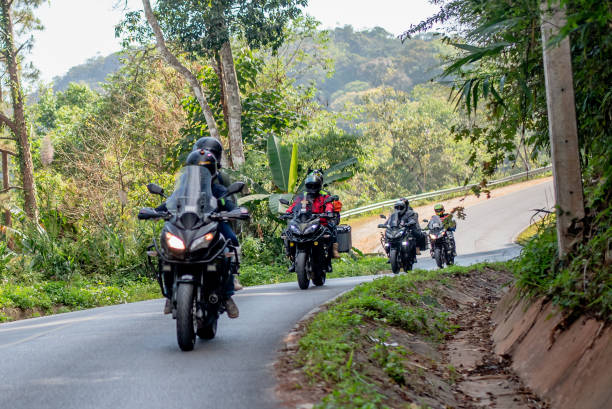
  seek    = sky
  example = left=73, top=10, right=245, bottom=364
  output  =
left=28, top=0, right=439, bottom=82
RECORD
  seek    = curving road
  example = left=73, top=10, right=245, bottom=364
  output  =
left=0, top=180, right=553, bottom=409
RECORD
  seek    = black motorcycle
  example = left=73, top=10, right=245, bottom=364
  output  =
left=424, top=215, right=455, bottom=268
left=280, top=196, right=339, bottom=290
left=378, top=214, right=417, bottom=274
left=138, top=166, right=249, bottom=351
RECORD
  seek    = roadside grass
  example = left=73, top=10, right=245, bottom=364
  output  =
left=294, top=262, right=509, bottom=408
left=1, top=254, right=387, bottom=322
left=515, top=213, right=556, bottom=245
left=0, top=276, right=158, bottom=322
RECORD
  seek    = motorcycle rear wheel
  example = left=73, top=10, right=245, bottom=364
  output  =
left=296, top=251, right=310, bottom=290
left=434, top=247, right=444, bottom=269
left=176, top=283, right=196, bottom=351
left=390, top=249, right=400, bottom=274
left=197, top=317, right=217, bottom=340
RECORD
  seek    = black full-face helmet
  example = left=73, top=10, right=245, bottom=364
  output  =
left=394, top=200, right=407, bottom=214
left=185, top=149, right=218, bottom=176
left=304, top=171, right=324, bottom=195
left=193, top=137, right=223, bottom=165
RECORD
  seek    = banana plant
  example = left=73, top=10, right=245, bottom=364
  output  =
left=238, top=134, right=357, bottom=215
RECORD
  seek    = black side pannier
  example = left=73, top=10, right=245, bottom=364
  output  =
left=336, top=225, right=352, bottom=253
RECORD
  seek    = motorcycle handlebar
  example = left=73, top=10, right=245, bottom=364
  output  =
left=211, top=208, right=250, bottom=221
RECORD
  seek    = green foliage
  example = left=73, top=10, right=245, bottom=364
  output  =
left=118, top=0, right=308, bottom=55
left=513, top=213, right=612, bottom=320
left=317, top=27, right=451, bottom=105
left=0, top=277, right=158, bottom=320
left=267, top=134, right=298, bottom=193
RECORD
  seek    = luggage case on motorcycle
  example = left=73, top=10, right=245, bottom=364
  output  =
left=336, top=225, right=352, bottom=253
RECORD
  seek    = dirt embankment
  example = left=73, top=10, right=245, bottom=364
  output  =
left=276, top=269, right=546, bottom=409
left=492, top=290, right=612, bottom=409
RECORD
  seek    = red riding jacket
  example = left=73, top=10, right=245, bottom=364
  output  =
left=286, top=193, right=334, bottom=225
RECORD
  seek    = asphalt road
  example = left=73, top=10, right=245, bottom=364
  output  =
left=0, top=181, right=553, bottom=409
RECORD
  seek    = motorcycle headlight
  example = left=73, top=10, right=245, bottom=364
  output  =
left=304, top=222, right=319, bottom=234
left=165, top=232, right=185, bottom=252
left=429, top=234, right=437, bottom=240
left=289, top=224, right=301, bottom=234
left=190, top=232, right=214, bottom=251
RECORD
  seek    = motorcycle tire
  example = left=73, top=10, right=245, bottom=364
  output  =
left=390, top=249, right=400, bottom=274
left=434, top=247, right=444, bottom=269
left=296, top=251, right=310, bottom=290
left=176, top=283, right=196, bottom=351
left=197, top=317, right=217, bottom=340
left=312, top=271, right=326, bottom=286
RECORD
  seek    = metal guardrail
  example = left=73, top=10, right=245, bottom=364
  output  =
left=340, top=166, right=552, bottom=218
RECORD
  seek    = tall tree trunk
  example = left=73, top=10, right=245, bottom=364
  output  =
left=540, top=0, right=585, bottom=258
left=212, top=52, right=233, bottom=169
left=219, top=41, right=245, bottom=167
left=142, top=0, right=221, bottom=143
left=0, top=0, right=38, bottom=220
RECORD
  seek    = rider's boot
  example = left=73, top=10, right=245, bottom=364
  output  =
left=225, top=297, right=239, bottom=318
left=415, top=246, right=421, bottom=255
left=231, top=246, right=244, bottom=291
left=332, top=242, right=341, bottom=258
left=163, top=298, right=172, bottom=314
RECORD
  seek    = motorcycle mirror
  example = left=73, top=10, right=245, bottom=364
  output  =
left=380, top=214, right=387, bottom=219
left=279, top=198, right=290, bottom=205
left=138, top=207, right=161, bottom=220
left=226, top=181, right=245, bottom=196
left=377, top=224, right=386, bottom=228
left=147, top=183, right=165, bottom=197
left=422, top=219, right=429, bottom=223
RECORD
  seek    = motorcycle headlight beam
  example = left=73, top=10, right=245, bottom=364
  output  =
left=165, top=232, right=186, bottom=252
left=190, top=232, right=214, bottom=251
left=304, top=224, right=318, bottom=234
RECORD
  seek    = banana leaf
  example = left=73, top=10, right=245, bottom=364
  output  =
left=237, top=194, right=270, bottom=206
left=287, top=143, right=298, bottom=193
left=269, top=193, right=295, bottom=215
left=322, top=157, right=357, bottom=178
left=323, top=171, right=354, bottom=185
left=267, top=134, right=292, bottom=192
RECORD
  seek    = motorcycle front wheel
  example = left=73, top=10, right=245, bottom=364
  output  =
left=296, top=251, right=310, bottom=290
left=197, top=317, right=217, bottom=340
left=390, top=248, right=400, bottom=274
left=434, top=247, right=444, bottom=269
left=176, top=283, right=196, bottom=351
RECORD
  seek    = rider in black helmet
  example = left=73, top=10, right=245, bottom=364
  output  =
left=384, top=199, right=424, bottom=256
left=192, top=137, right=242, bottom=290
left=157, top=146, right=241, bottom=318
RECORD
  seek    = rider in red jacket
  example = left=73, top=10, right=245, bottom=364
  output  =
left=285, top=170, right=340, bottom=271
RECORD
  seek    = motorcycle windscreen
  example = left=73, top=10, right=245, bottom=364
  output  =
left=428, top=215, right=443, bottom=230
left=166, top=166, right=218, bottom=219
left=386, top=212, right=403, bottom=228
